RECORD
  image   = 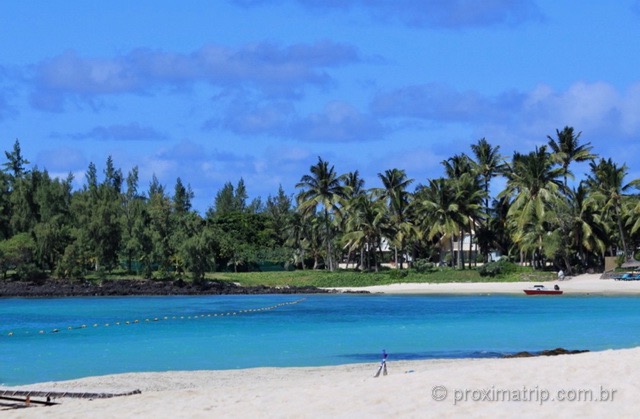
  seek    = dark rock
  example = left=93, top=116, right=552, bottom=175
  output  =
left=506, top=351, right=536, bottom=358
left=504, top=347, right=589, bottom=358
left=0, top=279, right=335, bottom=297
left=538, top=348, right=590, bottom=356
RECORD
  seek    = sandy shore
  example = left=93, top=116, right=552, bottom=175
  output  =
left=3, top=347, right=639, bottom=418
left=333, top=273, right=640, bottom=295
left=4, top=273, right=640, bottom=418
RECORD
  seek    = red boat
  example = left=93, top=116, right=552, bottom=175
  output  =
left=523, top=285, right=563, bottom=295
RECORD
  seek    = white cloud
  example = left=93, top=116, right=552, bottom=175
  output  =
left=520, top=81, right=640, bottom=142
left=372, top=81, right=640, bottom=151
left=30, top=41, right=360, bottom=111
left=59, top=122, right=167, bottom=141
left=291, top=101, right=385, bottom=142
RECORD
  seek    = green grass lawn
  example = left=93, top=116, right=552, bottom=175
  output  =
left=45, top=263, right=556, bottom=288
left=205, top=267, right=556, bottom=288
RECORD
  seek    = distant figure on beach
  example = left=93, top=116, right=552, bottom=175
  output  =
left=554, top=284, right=560, bottom=291
left=374, top=349, right=388, bottom=377
left=558, top=269, right=565, bottom=280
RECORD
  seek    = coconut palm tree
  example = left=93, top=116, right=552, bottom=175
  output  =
left=414, top=178, right=465, bottom=266
left=470, top=137, right=506, bottom=220
left=452, top=171, right=485, bottom=268
left=442, top=154, right=474, bottom=179
left=343, top=170, right=366, bottom=198
left=544, top=182, right=608, bottom=274
left=585, top=158, right=640, bottom=261
left=569, top=184, right=607, bottom=268
left=500, top=146, right=564, bottom=267
left=442, top=155, right=486, bottom=268
left=296, top=157, right=346, bottom=271
left=627, top=197, right=640, bottom=238
left=285, top=211, right=310, bottom=269
left=342, top=191, right=389, bottom=271
left=547, top=126, right=596, bottom=189
left=375, top=168, right=414, bottom=269
left=479, top=196, right=513, bottom=260
left=341, top=170, right=366, bottom=268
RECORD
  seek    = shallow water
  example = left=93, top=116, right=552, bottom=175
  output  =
left=2, top=294, right=640, bottom=385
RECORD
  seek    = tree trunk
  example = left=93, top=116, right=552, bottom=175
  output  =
left=615, top=206, right=629, bottom=260
left=458, top=230, right=464, bottom=270
left=468, top=220, right=474, bottom=270
left=366, top=243, right=371, bottom=271
left=449, top=235, right=455, bottom=267
left=324, top=209, right=334, bottom=271
left=411, top=241, right=417, bottom=269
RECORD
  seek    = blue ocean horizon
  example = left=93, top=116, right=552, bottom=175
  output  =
left=2, top=294, right=640, bottom=386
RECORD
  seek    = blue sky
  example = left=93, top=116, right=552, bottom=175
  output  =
left=2, top=0, right=640, bottom=213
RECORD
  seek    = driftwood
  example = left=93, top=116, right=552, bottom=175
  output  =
left=0, top=389, right=141, bottom=408
left=0, top=389, right=141, bottom=399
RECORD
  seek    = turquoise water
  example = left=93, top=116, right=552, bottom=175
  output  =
left=2, top=294, right=640, bottom=386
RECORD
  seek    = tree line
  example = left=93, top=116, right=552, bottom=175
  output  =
left=1, top=127, right=639, bottom=282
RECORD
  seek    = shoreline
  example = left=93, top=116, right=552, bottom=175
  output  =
left=3, top=347, right=639, bottom=417
left=331, top=273, right=640, bottom=295
left=5, top=274, right=640, bottom=416
left=0, top=279, right=332, bottom=298
left=4, top=273, right=639, bottom=299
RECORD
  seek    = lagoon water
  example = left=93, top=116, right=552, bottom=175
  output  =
left=2, top=294, right=640, bottom=386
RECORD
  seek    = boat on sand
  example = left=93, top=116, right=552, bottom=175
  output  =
left=523, top=284, right=563, bottom=295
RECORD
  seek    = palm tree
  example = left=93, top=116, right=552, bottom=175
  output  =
left=547, top=126, right=596, bottom=188
left=500, top=146, right=564, bottom=267
left=442, top=154, right=474, bottom=179
left=569, top=184, right=607, bottom=268
left=342, top=191, right=389, bottom=271
left=452, top=172, right=485, bottom=268
left=442, top=155, right=485, bottom=268
left=477, top=196, right=512, bottom=260
left=544, top=182, right=607, bottom=274
left=296, top=157, right=346, bottom=271
left=376, top=168, right=414, bottom=269
left=628, top=198, right=640, bottom=238
left=414, top=178, right=465, bottom=266
left=585, top=158, right=640, bottom=261
left=470, top=137, right=505, bottom=219
left=285, top=211, right=310, bottom=269
left=342, top=170, right=366, bottom=268
left=343, top=170, right=365, bottom=198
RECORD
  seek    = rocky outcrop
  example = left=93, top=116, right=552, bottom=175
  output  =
left=0, top=279, right=334, bottom=297
left=504, top=348, right=589, bottom=358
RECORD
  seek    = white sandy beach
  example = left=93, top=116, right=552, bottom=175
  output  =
left=4, top=348, right=639, bottom=418
left=4, top=273, right=640, bottom=418
left=334, top=272, right=640, bottom=295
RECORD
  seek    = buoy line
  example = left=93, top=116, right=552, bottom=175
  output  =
left=4, top=297, right=307, bottom=337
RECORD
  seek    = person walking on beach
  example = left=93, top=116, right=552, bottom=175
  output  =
left=374, top=349, right=388, bottom=377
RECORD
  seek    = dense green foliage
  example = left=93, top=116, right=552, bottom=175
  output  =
left=1, top=127, right=640, bottom=283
